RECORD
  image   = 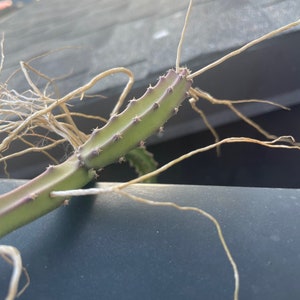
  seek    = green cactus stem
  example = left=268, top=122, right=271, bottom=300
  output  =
left=0, top=68, right=192, bottom=238
left=125, top=147, right=158, bottom=183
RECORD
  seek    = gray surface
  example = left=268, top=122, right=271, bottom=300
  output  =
left=1, top=0, right=300, bottom=139
left=0, top=180, right=300, bottom=299
left=0, top=0, right=299, bottom=84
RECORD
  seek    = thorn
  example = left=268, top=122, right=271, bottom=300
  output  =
left=147, top=85, right=154, bottom=93
left=128, top=98, right=137, bottom=107
left=94, top=172, right=100, bottom=179
left=118, top=157, right=126, bottom=163
left=109, top=114, right=119, bottom=122
left=167, top=86, right=173, bottom=94
left=77, top=153, right=85, bottom=168
left=86, top=148, right=102, bottom=162
left=96, top=168, right=104, bottom=175
left=89, top=169, right=98, bottom=179
left=157, top=126, right=164, bottom=137
left=167, top=69, right=174, bottom=76
left=91, top=150, right=98, bottom=157
left=139, top=140, right=145, bottom=148
left=46, top=165, right=54, bottom=172
left=24, top=193, right=38, bottom=202
left=113, top=133, right=122, bottom=142
left=173, top=107, right=179, bottom=115
left=179, top=68, right=189, bottom=77
left=132, top=116, right=141, bottom=124
left=91, top=128, right=100, bottom=137
left=92, top=148, right=102, bottom=156
left=152, top=102, right=160, bottom=110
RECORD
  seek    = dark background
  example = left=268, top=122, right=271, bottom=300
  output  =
left=101, top=103, right=300, bottom=188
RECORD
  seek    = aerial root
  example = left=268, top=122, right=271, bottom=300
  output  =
left=175, top=0, right=193, bottom=72
left=189, top=87, right=291, bottom=141
left=189, top=96, right=221, bottom=155
left=188, top=18, right=300, bottom=79
left=0, top=61, right=135, bottom=171
left=0, top=245, right=29, bottom=300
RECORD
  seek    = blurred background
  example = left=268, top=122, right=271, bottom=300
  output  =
left=1, top=0, right=300, bottom=187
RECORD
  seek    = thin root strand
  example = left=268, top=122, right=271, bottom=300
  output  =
left=188, top=18, right=300, bottom=79
left=0, top=245, right=29, bottom=300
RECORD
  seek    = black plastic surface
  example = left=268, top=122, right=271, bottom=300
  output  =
left=0, top=180, right=300, bottom=299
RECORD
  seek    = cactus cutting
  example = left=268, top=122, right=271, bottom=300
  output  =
left=0, top=68, right=192, bottom=237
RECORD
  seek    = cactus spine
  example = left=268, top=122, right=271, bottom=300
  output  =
left=0, top=68, right=192, bottom=238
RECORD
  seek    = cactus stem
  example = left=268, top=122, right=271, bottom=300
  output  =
left=0, top=68, right=192, bottom=237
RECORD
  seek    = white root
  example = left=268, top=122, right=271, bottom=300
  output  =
left=0, top=245, right=29, bottom=300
